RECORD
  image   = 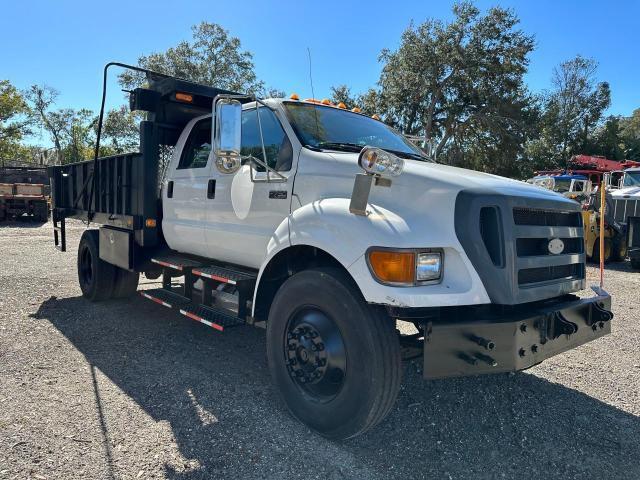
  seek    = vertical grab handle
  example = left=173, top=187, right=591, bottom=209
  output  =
left=207, top=179, right=216, bottom=199
left=167, top=181, right=174, bottom=198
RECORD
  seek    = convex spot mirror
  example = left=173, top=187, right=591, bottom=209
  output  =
left=214, top=98, right=242, bottom=173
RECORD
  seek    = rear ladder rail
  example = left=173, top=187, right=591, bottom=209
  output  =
left=53, top=212, right=66, bottom=252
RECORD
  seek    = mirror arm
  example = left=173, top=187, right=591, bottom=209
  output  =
left=254, top=106, right=271, bottom=182
left=244, top=155, right=287, bottom=182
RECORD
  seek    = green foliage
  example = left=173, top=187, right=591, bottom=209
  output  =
left=527, top=55, right=611, bottom=169
left=619, top=109, right=640, bottom=160
left=374, top=2, right=535, bottom=163
left=0, top=79, right=32, bottom=160
left=102, top=106, right=141, bottom=154
left=119, top=22, right=265, bottom=95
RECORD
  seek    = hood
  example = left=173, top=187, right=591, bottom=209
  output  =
left=328, top=152, right=575, bottom=204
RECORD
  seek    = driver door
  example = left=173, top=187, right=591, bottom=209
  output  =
left=203, top=105, right=297, bottom=268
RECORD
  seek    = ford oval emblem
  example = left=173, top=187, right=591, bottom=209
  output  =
left=547, top=238, right=565, bottom=255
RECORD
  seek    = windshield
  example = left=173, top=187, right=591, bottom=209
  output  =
left=623, top=171, right=640, bottom=187
left=283, top=102, right=429, bottom=161
left=552, top=179, right=572, bottom=193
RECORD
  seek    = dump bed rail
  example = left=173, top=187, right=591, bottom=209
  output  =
left=49, top=121, right=162, bottom=250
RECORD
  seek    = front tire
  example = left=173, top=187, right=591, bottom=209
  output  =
left=77, top=230, right=117, bottom=301
left=266, top=268, right=401, bottom=440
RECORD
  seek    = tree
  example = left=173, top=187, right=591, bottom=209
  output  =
left=25, top=85, right=100, bottom=164
left=102, top=106, right=140, bottom=154
left=119, top=22, right=265, bottom=95
left=0, top=80, right=32, bottom=160
left=25, top=85, right=66, bottom=163
left=372, top=2, right=535, bottom=162
left=329, top=85, right=380, bottom=115
left=619, top=109, right=640, bottom=160
left=544, top=56, right=610, bottom=164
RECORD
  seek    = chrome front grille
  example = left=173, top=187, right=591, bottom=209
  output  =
left=455, top=190, right=586, bottom=305
left=513, top=207, right=582, bottom=227
left=512, top=208, right=585, bottom=287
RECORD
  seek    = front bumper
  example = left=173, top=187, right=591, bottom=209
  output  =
left=422, top=287, right=613, bottom=379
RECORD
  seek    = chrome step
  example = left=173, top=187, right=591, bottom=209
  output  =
left=151, top=254, right=204, bottom=271
left=139, top=288, right=190, bottom=309
left=192, top=265, right=257, bottom=286
left=139, top=287, right=245, bottom=332
left=179, top=304, right=245, bottom=332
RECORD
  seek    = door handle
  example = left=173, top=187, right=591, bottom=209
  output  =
left=167, top=181, right=174, bottom=198
left=207, top=179, right=216, bottom=199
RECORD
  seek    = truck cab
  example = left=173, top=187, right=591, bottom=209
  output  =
left=529, top=174, right=592, bottom=202
left=48, top=70, right=613, bottom=440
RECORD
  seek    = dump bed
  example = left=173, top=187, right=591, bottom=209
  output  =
left=49, top=148, right=159, bottom=247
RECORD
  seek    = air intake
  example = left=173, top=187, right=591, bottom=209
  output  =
left=479, top=206, right=504, bottom=268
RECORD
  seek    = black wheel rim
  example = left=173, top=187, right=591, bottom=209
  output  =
left=79, top=245, right=93, bottom=288
left=284, top=306, right=347, bottom=402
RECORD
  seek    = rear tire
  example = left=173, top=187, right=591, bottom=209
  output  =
left=113, top=268, right=139, bottom=298
left=77, top=230, right=117, bottom=301
left=611, top=234, right=628, bottom=262
left=266, top=267, right=401, bottom=440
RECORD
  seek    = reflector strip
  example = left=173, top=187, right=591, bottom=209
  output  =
left=179, top=309, right=224, bottom=331
left=140, top=292, right=172, bottom=308
left=151, top=259, right=182, bottom=270
left=192, top=270, right=237, bottom=285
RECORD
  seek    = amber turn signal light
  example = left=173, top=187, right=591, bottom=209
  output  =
left=368, top=250, right=415, bottom=284
left=175, top=92, right=193, bottom=103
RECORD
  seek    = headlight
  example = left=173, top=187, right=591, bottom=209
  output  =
left=358, top=147, right=404, bottom=177
left=367, top=249, right=443, bottom=286
left=416, top=252, right=442, bottom=282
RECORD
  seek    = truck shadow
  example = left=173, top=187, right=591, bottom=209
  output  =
left=32, top=295, right=640, bottom=480
left=0, top=218, right=49, bottom=228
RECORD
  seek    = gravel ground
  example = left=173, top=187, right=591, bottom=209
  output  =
left=1, top=219, right=639, bottom=480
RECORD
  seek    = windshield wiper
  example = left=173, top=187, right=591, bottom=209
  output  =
left=315, top=142, right=364, bottom=153
left=385, top=148, right=431, bottom=162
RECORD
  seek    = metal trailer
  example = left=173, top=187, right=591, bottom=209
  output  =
left=0, top=183, right=49, bottom=222
left=607, top=194, right=640, bottom=269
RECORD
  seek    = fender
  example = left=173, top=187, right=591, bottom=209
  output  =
left=253, top=198, right=490, bottom=314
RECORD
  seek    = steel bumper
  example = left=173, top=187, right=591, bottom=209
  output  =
left=423, top=287, right=613, bottom=379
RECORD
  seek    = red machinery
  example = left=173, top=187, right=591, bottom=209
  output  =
left=535, top=155, right=640, bottom=186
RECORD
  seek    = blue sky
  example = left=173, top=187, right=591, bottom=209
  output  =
left=1, top=0, right=638, bottom=145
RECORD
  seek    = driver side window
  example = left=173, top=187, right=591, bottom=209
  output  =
left=241, top=107, right=292, bottom=172
left=178, top=118, right=212, bottom=169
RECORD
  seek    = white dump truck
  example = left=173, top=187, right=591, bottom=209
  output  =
left=48, top=63, right=613, bottom=439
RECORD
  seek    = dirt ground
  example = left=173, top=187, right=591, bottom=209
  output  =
left=1, top=219, right=639, bottom=480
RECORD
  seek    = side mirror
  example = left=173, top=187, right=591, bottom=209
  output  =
left=214, top=98, right=242, bottom=173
